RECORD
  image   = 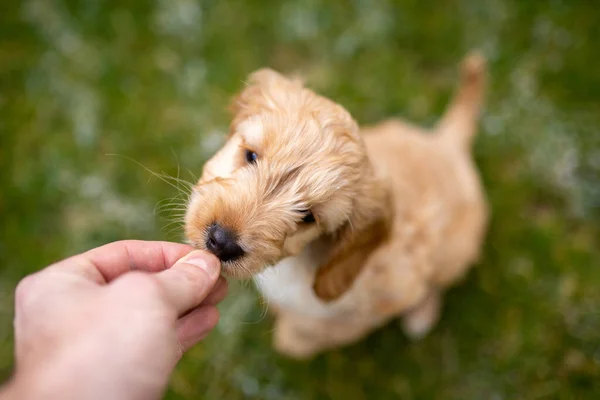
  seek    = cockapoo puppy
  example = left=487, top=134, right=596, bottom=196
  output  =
left=185, top=53, right=488, bottom=359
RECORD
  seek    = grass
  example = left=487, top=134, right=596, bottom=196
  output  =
left=1, top=0, right=600, bottom=398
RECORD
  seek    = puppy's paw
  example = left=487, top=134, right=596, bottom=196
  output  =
left=273, top=325, right=318, bottom=360
left=274, top=340, right=317, bottom=360
left=401, top=292, right=441, bottom=340
left=401, top=312, right=436, bottom=340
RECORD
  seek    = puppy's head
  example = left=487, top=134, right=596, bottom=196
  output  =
left=185, top=69, right=368, bottom=284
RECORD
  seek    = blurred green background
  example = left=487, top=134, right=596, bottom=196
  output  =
left=1, top=0, right=599, bottom=398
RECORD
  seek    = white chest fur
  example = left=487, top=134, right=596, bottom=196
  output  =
left=254, top=248, right=353, bottom=319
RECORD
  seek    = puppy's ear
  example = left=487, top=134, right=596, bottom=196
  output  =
left=228, top=68, right=294, bottom=117
left=313, top=217, right=389, bottom=302
left=248, top=68, right=289, bottom=86
left=312, top=181, right=391, bottom=302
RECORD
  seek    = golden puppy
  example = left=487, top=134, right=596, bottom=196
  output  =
left=185, top=53, right=488, bottom=358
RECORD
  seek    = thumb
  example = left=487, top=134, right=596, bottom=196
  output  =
left=154, top=250, right=221, bottom=316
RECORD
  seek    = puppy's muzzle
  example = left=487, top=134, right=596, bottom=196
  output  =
left=205, top=223, right=245, bottom=262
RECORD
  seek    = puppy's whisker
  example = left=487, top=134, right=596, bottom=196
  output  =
left=155, top=203, right=188, bottom=214
left=159, top=212, right=188, bottom=220
left=161, top=217, right=185, bottom=226
left=106, top=154, right=193, bottom=196
left=169, top=147, right=198, bottom=195
left=155, top=196, right=185, bottom=208
left=159, top=203, right=188, bottom=209
left=163, top=216, right=187, bottom=223
left=234, top=276, right=270, bottom=325
left=162, top=220, right=185, bottom=228
left=238, top=264, right=254, bottom=281
left=160, top=209, right=188, bottom=218
left=154, top=193, right=190, bottom=226
left=156, top=174, right=194, bottom=197
left=162, top=218, right=185, bottom=228
left=157, top=202, right=188, bottom=211
left=160, top=209, right=189, bottom=216
left=244, top=299, right=270, bottom=325
left=158, top=173, right=194, bottom=192
left=163, top=222, right=185, bottom=230
left=186, top=167, right=199, bottom=182
left=342, top=210, right=355, bottom=233
left=156, top=193, right=187, bottom=203
left=172, top=148, right=182, bottom=193
left=163, top=224, right=185, bottom=238
left=159, top=202, right=187, bottom=233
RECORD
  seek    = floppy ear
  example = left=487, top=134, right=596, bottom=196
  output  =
left=228, top=68, right=293, bottom=118
left=312, top=217, right=389, bottom=302
left=249, top=68, right=289, bottom=86
left=312, top=179, right=391, bottom=302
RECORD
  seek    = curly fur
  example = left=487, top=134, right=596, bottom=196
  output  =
left=185, top=53, right=489, bottom=358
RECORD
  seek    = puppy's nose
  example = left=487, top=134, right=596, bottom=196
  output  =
left=205, top=223, right=245, bottom=262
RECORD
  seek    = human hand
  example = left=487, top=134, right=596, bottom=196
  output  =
left=1, top=240, right=226, bottom=400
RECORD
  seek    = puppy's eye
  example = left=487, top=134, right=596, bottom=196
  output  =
left=245, top=149, right=258, bottom=164
left=300, top=210, right=315, bottom=224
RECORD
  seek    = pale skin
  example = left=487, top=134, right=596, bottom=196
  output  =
left=0, top=240, right=227, bottom=400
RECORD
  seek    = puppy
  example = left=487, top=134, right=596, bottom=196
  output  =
left=185, top=53, right=488, bottom=359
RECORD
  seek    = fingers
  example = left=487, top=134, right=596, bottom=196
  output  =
left=51, top=241, right=196, bottom=284
left=202, top=276, right=228, bottom=306
left=175, top=279, right=227, bottom=353
left=176, top=306, right=220, bottom=352
left=43, top=240, right=225, bottom=316
left=153, top=251, right=221, bottom=315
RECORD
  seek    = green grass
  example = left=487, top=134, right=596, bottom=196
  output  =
left=1, top=0, right=600, bottom=398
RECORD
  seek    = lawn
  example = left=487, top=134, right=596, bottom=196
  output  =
left=1, top=0, right=599, bottom=398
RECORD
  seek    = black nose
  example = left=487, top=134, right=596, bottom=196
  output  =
left=205, top=224, right=245, bottom=262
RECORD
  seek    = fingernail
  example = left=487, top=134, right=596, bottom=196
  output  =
left=181, top=251, right=220, bottom=278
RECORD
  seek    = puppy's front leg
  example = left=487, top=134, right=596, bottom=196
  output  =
left=401, top=291, right=442, bottom=340
left=273, top=312, right=324, bottom=359
left=273, top=311, right=375, bottom=359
